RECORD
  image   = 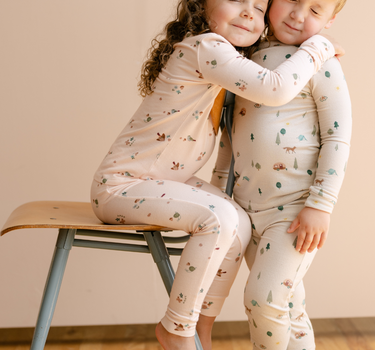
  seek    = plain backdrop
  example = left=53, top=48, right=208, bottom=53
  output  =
left=0, top=0, right=374, bottom=328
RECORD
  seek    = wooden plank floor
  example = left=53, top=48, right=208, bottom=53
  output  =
left=1, top=318, right=375, bottom=349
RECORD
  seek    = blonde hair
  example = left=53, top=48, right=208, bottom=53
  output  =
left=333, top=0, right=347, bottom=15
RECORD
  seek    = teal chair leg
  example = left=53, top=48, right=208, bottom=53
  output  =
left=30, top=228, right=76, bottom=350
left=143, top=231, right=203, bottom=350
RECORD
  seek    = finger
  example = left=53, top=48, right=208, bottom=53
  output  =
left=307, top=233, right=321, bottom=253
left=288, top=218, right=300, bottom=233
left=299, top=232, right=314, bottom=254
left=295, top=228, right=306, bottom=252
left=317, top=231, right=328, bottom=249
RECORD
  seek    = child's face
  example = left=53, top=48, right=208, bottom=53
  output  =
left=205, top=0, right=268, bottom=47
left=268, top=0, right=337, bottom=45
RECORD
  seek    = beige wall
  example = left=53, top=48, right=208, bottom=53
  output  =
left=0, top=0, right=373, bottom=328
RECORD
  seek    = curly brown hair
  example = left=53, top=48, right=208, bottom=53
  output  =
left=138, top=0, right=272, bottom=97
left=138, top=0, right=209, bottom=97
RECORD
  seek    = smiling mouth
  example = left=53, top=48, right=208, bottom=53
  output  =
left=233, top=25, right=250, bottom=32
left=284, top=22, right=299, bottom=31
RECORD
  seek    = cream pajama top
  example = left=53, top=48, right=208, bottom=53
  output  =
left=212, top=40, right=352, bottom=213
left=93, top=33, right=336, bottom=191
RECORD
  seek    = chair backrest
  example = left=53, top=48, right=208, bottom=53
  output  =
left=221, top=91, right=236, bottom=197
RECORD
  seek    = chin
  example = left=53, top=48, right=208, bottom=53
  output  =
left=275, top=34, right=300, bottom=46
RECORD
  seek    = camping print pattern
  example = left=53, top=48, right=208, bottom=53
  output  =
left=211, top=40, right=351, bottom=215
left=91, top=33, right=342, bottom=338
left=212, top=40, right=350, bottom=348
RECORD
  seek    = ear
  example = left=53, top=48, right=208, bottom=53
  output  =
left=324, top=14, right=336, bottom=29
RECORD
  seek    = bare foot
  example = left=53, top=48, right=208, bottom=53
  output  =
left=155, top=322, right=196, bottom=350
left=196, top=315, right=216, bottom=350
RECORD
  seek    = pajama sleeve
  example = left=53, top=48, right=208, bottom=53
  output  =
left=305, top=57, right=352, bottom=213
left=211, top=128, right=233, bottom=192
left=198, top=34, right=335, bottom=106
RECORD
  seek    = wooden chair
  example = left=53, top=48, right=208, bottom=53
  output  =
left=1, top=91, right=236, bottom=350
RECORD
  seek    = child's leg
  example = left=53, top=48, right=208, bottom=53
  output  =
left=91, top=176, right=251, bottom=338
left=288, top=280, right=315, bottom=350
left=243, top=204, right=316, bottom=350
left=187, top=179, right=251, bottom=349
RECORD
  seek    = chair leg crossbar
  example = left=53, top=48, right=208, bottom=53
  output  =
left=30, top=228, right=203, bottom=350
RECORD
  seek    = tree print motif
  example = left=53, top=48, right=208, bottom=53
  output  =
left=255, top=163, right=261, bottom=171
left=251, top=133, right=255, bottom=142
left=312, top=125, right=317, bottom=136
left=276, top=182, right=282, bottom=189
left=334, top=121, right=339, bottom=129
left=325, top=71, right=331, bottom=78
left=280, top=128, right=286, bottom=136
left=294, top=158, right=298, bottom=170
left=276, top=132, right=281, bottom=145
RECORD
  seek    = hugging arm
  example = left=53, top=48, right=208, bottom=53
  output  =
left=199, top=34, right=336, bottom=106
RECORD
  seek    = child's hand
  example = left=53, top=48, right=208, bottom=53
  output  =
left=318, top=33, right=345, bottom=59
left=287, top=207, right=330, bottom=254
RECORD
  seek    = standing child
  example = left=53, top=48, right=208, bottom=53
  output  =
left=211, top=0, right=351, bottom=349
left=91, top=0, right=343, bottom=349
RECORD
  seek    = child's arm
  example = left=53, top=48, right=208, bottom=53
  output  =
left=288, top=57, right=352, bottom=254
left=210, top=128, right=232, bottom=192
left=199, top=34, right=336, bottom=107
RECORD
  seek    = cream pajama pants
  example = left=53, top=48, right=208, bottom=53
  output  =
left=91, top=176, right=251, bottom=337
left=244, top=198, right=316, bottom=350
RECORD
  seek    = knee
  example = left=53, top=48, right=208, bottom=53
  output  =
left=215, top=201, right=250, bottom=243
left=244, top=282, right=291, bottom=319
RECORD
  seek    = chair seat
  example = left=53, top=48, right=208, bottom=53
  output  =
left=1, top=201, right=171, bottom=236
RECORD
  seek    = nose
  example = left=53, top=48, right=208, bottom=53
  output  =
left=240, top=7, right=254, bottom=20
left=290, top=8, right=305, bottom=23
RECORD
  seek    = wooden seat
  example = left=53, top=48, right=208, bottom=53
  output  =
left=1, top=201, right=171, bottom=235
